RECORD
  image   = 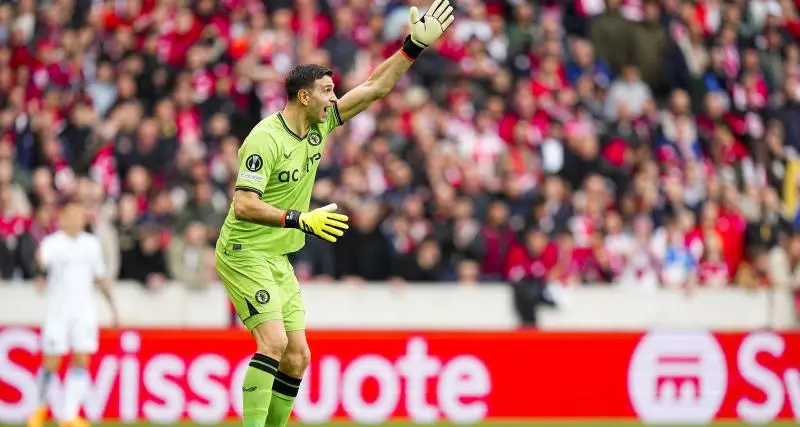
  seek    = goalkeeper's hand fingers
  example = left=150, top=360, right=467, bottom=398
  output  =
left=300, top=204, right=350, bottom=242
left=408, top=0, right=455, bottom=48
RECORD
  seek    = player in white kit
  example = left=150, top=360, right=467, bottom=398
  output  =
left=27, top=203, right=119, bottom=427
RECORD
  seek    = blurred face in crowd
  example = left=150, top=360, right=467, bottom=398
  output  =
left=194, top=181, right=212, bottom=204
left=701, top=202, right=720, bottom=228
left=35, top=203, right=54, bottom=227
left=633, top=216, right=653, bottom=242
left=209, top=113, right=231, bottom=138
left=558, top=231, right=574, bottom=254
left=788, top=235, right=800, bottom=260
left=355, top=203, right=381, bottom=233
left=416, top=239, right=441, bottom=269
left=457, top=260, right=480, bottom=284
left=453, top=197, right=474, bottom=221
left=155, top=99, right=175, bottom=126
left=0, top=184, right=10, bottom=210
left=137, top=119, right=159, bottom=151
left=140, top=230, right=162, bottom=254
left=118, top=194, right=138, bottom=225
left=388, top=161, right=412, bottom=189
left=96, top=62, right=114, bottom=83
left=525, top=229, right=548, bottom=256
left=644, top=1, right=661, bottom=23
left=606, top=211, right=622, bottom=234
left=0, top=159, right=11, bottom=184
left=705, top=235, right=722, bottom=260
left=117, top=74, right=137, bottom=99
left=176, top=9, right=195, bottom=34
left=0, top=67, right=13, bottom=92
left=32, top=167, right=53, bottom=195
left=571, top=39, right=594, bottom=67
left=763, top=188, right=780, bottom=213
left=186, top=46, right=207, bottom=71
left=72, top=103, right=95, bottom=127
left=670, top=90, right=690, bottom=115
left=185, top=222, right=207, bottom=246
left=433, top=182, right=456, bottom=211
left=622, top=65, right=640, bottom=83
left=678, top=210, right=696, bottom=233
left=486, top=201, right=509, bottom=227
left=151, top=191, right=173, bottom=216
left=403, top=196, right=425, bottom=220
left=59, top=203, right=87, bottom=236
left=127, top=166, right=151, bottom=195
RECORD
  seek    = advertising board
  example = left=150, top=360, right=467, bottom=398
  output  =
left=0, top=328, right=797, bottom=423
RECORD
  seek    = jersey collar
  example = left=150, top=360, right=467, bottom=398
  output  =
left=277, top=112, right=306, bottom=142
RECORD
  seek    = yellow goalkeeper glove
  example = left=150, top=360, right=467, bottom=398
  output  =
left=401, top=0, right=455, bottom=60
left=282, top=203, right=350, bottom=243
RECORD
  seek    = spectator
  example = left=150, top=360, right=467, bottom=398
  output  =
left=589, top=0, right=630, bottom=74
left=436, top=196, right=486, bottom=277
left=119, top=225, right=170, bottom=289
left=1, top=0, right=800, bottom=295
left=698, top=234, right=731, bottom=287
left=392, top=236, right=445, bottom=282
left=480, top=200, right=516, bottom=280
left=769, top=231, right=800, bottom=290
left=335, top=202, right=392, bottom=282
left=167, top=221, right=216, bottom=289
left=660, top=218, right=697, bottom=289
left=505, top=227, right=558, bottom=283
left=605, top=64, right=653, bottom=121
left=174, top=181, right=225, bottom=236
left=16, top=202, right=55, bottom=279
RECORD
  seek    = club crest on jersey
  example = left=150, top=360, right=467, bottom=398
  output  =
left=255, top=289, right=270, bottom=304
left=308, top=131, right=322, bottom=146
left=246, top=154, right=263, bottom=172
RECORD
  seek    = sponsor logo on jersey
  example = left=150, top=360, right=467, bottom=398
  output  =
left=277, top=154, right=323, bottom=182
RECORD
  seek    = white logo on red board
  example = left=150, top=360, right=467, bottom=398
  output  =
left=628, top=331, right=727, bottom=423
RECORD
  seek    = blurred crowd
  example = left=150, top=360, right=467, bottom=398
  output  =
left=4, top=0, right=800, bottom=293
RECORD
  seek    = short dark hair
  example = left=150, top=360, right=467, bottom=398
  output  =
left=285, top=64, right=333, bottom=101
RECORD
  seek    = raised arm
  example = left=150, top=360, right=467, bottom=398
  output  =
left=336, top=0, right=455, bottom=122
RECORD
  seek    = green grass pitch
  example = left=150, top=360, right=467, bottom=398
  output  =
left=2, top=421, right=799, bottom=427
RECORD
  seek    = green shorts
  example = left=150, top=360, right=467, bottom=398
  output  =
left=215, top=243, right=305, bottom=331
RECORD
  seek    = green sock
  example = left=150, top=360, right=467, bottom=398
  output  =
left=242, top=354, right=279, bottom=427
left=264, top=371, right=302, bottom=427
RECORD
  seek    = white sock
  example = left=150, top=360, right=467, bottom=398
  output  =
left=62, top=367, right=89, bottom=421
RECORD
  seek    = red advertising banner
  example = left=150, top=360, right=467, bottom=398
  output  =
left=0, top=328, right=798, bottom=424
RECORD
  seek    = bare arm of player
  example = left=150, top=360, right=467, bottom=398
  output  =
left=33, top=248, right=46, bottom=293
left=95, top=277, right=120, bottom=328
left=336, top=52, right=413, bottom=122
left=232, top=190, right=287, bottom=227
left=337, top=0, right=455, bottom=122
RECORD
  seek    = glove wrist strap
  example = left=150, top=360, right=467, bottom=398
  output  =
left=283, top=210, right=302, bottom=229
left=401, top=35, right=425, bottom=61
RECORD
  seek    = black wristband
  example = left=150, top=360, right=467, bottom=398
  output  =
left=401, top=35, right=425, bottom=60
left=283, top=210, right=302, bottom=229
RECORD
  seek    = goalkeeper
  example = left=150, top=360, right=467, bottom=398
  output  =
left=214, top=1, right=455, bottom=426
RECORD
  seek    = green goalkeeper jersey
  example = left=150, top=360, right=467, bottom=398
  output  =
left=218, top=104, right=343, bottom=255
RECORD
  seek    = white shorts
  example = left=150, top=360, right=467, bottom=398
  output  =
left=41, top=316, right=99, bottom=356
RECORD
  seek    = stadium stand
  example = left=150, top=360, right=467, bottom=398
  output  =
left=1, top=0, right=800, bottom=308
